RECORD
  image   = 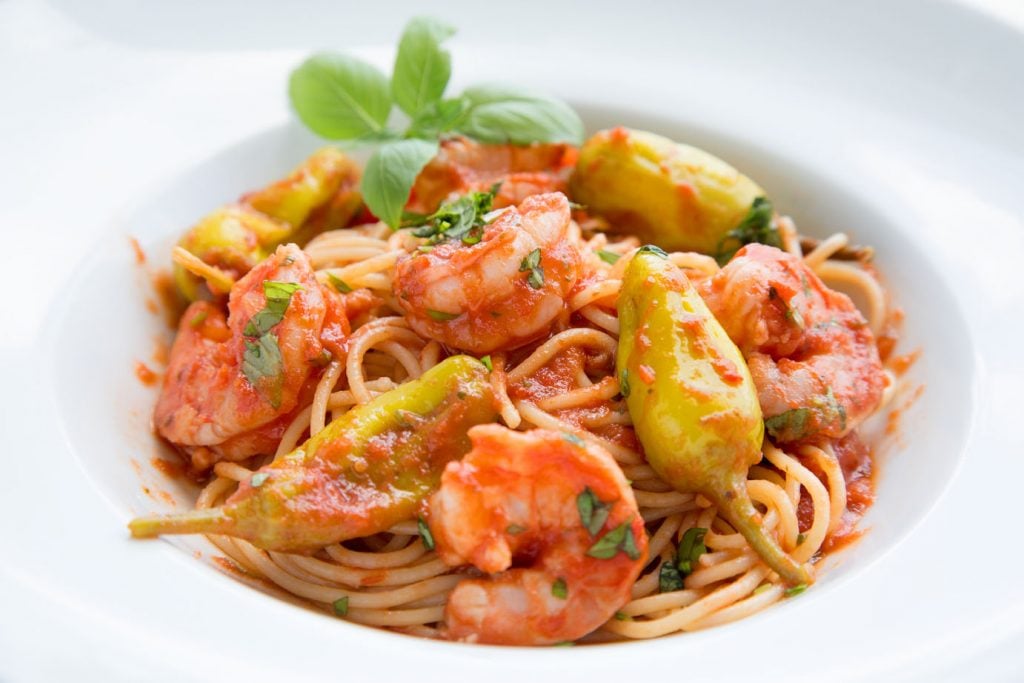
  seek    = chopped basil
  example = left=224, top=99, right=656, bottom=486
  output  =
left=519, top=248, right=544, bottom=289
left=551, top=577, right=568, bottom=599
left=586, top=520, right=640, bottom=560
left=784, top=583, right=808, bottom=597
left=562, top=433, right=584, bottom=447
left=327, top=272, right=353, bottom=293
left=619, top=368, right=631, bottom=398
left=676, top=527, right=707, bottom=575
left=427, top=308, right=461, bottom=321
left=764, top=407, right=812, bottom=441
left=576, top=487, right=611, bottom=536
left=241, top=333, right=285, bottom=408
left=418, top=517, right=435, bottom=550
left=715, top=196, right=780, bottom=265
left=250, top=472, right=270, bottom=487
left=506, top=524, right=526, bottom=535
left=244, top=281, right=302, bottom=337
left=659, top=560, right=684, bottom=593
left=332, top=596, right=350, bottom=616
left=597, top=249, right=620, bottom=265
left=410, top=183, right=501, bottom=245
left=613, top=611, right=630, bottom=621
left=480, top=355, right=493, bottom=372
left=796, top=533, right=806, bottom=546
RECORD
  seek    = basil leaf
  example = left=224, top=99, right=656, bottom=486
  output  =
left=659, top=560, right=684, bottom=593
left=427, top=309, right=460, bottom=321
left=418, top=517, right=435, bottom=550
left=479, top=355, right=493, bottom=372
left=764, top=407, right=812, bottom=441
left=715, top=197, right=779, bottom=265
left=288, top=53, right=392, bottom=140
left=551, top=577, right=568, bottom=599
left=597, top=249, right=620, bottom=265
left=362, top=139, right=439, bottom=228
left=455, top=84, right=584, bottom=145
left=621, top=526, right=641, bottom=560
left=519, top=248, right=544, bottom=290
left=784, top=583, right=808, bottom=597
left=244, top=281, right=302, bottom=337
left=392, top=17, right=455, bottom=117
left=576, top=487, right=610, bottom=536
left=586, top=521, right=630, bottom=559
left=327, top=273, right=352, bottom=293
left=676, top=527, right=708, bottom=576
left=407, top=97, right=469, bottom=139
left=242, top=333, right=284, bottom=408
left=332, top=596, right=349, bottom=616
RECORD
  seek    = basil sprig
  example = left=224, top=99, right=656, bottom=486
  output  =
left=288, top=16, right=584, bottom=228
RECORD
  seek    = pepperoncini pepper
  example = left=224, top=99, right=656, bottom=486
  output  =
left=174, top=147, right=362, bottom=301
left=617, top=246, right=811, bottom=585
left=129, top=355, right=496, bottom=552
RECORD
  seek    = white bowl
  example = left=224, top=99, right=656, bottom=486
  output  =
left=4, top=1, right=1024, bottom=681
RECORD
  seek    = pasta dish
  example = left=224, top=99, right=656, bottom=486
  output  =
left=128, top=21, right=901, bottom=645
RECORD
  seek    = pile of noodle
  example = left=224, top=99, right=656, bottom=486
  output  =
left=194, top=217, right=895, bottom=641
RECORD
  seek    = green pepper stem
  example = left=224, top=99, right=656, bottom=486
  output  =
left=129, top=508, right=234, bottom=539
left=712, top=489, right=812, bottom=586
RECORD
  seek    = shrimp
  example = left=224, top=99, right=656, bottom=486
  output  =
left=428, top=425, right=647, bottom=645
left=407, top=137, right=576, bottom=214
left=155, top=244, right=346, bottom=469
left=394, top=192, right=582, bottom=354
left=699, top=243, right=885, bottom=442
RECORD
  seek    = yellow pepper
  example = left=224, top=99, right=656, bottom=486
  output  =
left=129, top=355, right=496, bottom=552
left=617, top=246, right=811, bottom=585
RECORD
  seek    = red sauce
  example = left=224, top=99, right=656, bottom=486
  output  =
left=795, top=431, right=876, bottom=553
left=889, top=349, right=921, bottom=376
left=129, top=236, right=147, bottom=264
left=151, top=457, right=185, bottom=481
left=135, top=361, right=159, bottom=387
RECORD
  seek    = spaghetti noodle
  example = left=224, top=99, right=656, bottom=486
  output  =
left=159, top=214, right=895, bottom=642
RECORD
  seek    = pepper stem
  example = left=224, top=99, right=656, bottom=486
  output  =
left=128, top=508, right=234, bottom=539
left=712, top=489, right=812, bottom=586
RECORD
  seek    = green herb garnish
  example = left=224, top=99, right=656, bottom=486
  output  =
left=586, top=520, right=641, bottom=560
left=288, top=17, right=583, bottom=228
left=327, top=273, right=353, bottom=293
left=241, top=334, right=285, bottom=408
left=576, top=487, right=611, bottom=536
left=418, top=517, right=435, bottom=550
left=479, top=355, right=493, bottom=372
left=427, top=309, right=461, bottom=321
left=715, top=197, right=780, bottom=265
left=619, top=368, right=631, bottom=398
left=764, top=407, right=812, bottom=441
left=676, top=527, right=708, bottom=576
left=244, top=281, right=302, bottom=337
left=659, top=560, right=684, bottom=593
left=784, top=583, right=808, bottom=597
left=519, top=248, right=544, bottom=289
left=614, top=611, right=630, bottom=621
left=551, top=577, right=568, bottom=599
left=332, top=596, right=350, bottom=616
left=597, top=249, right=621, bottom=265
left=410, top=183, right=500, bottom=245
left=188, top=309, right=208, bottom=328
